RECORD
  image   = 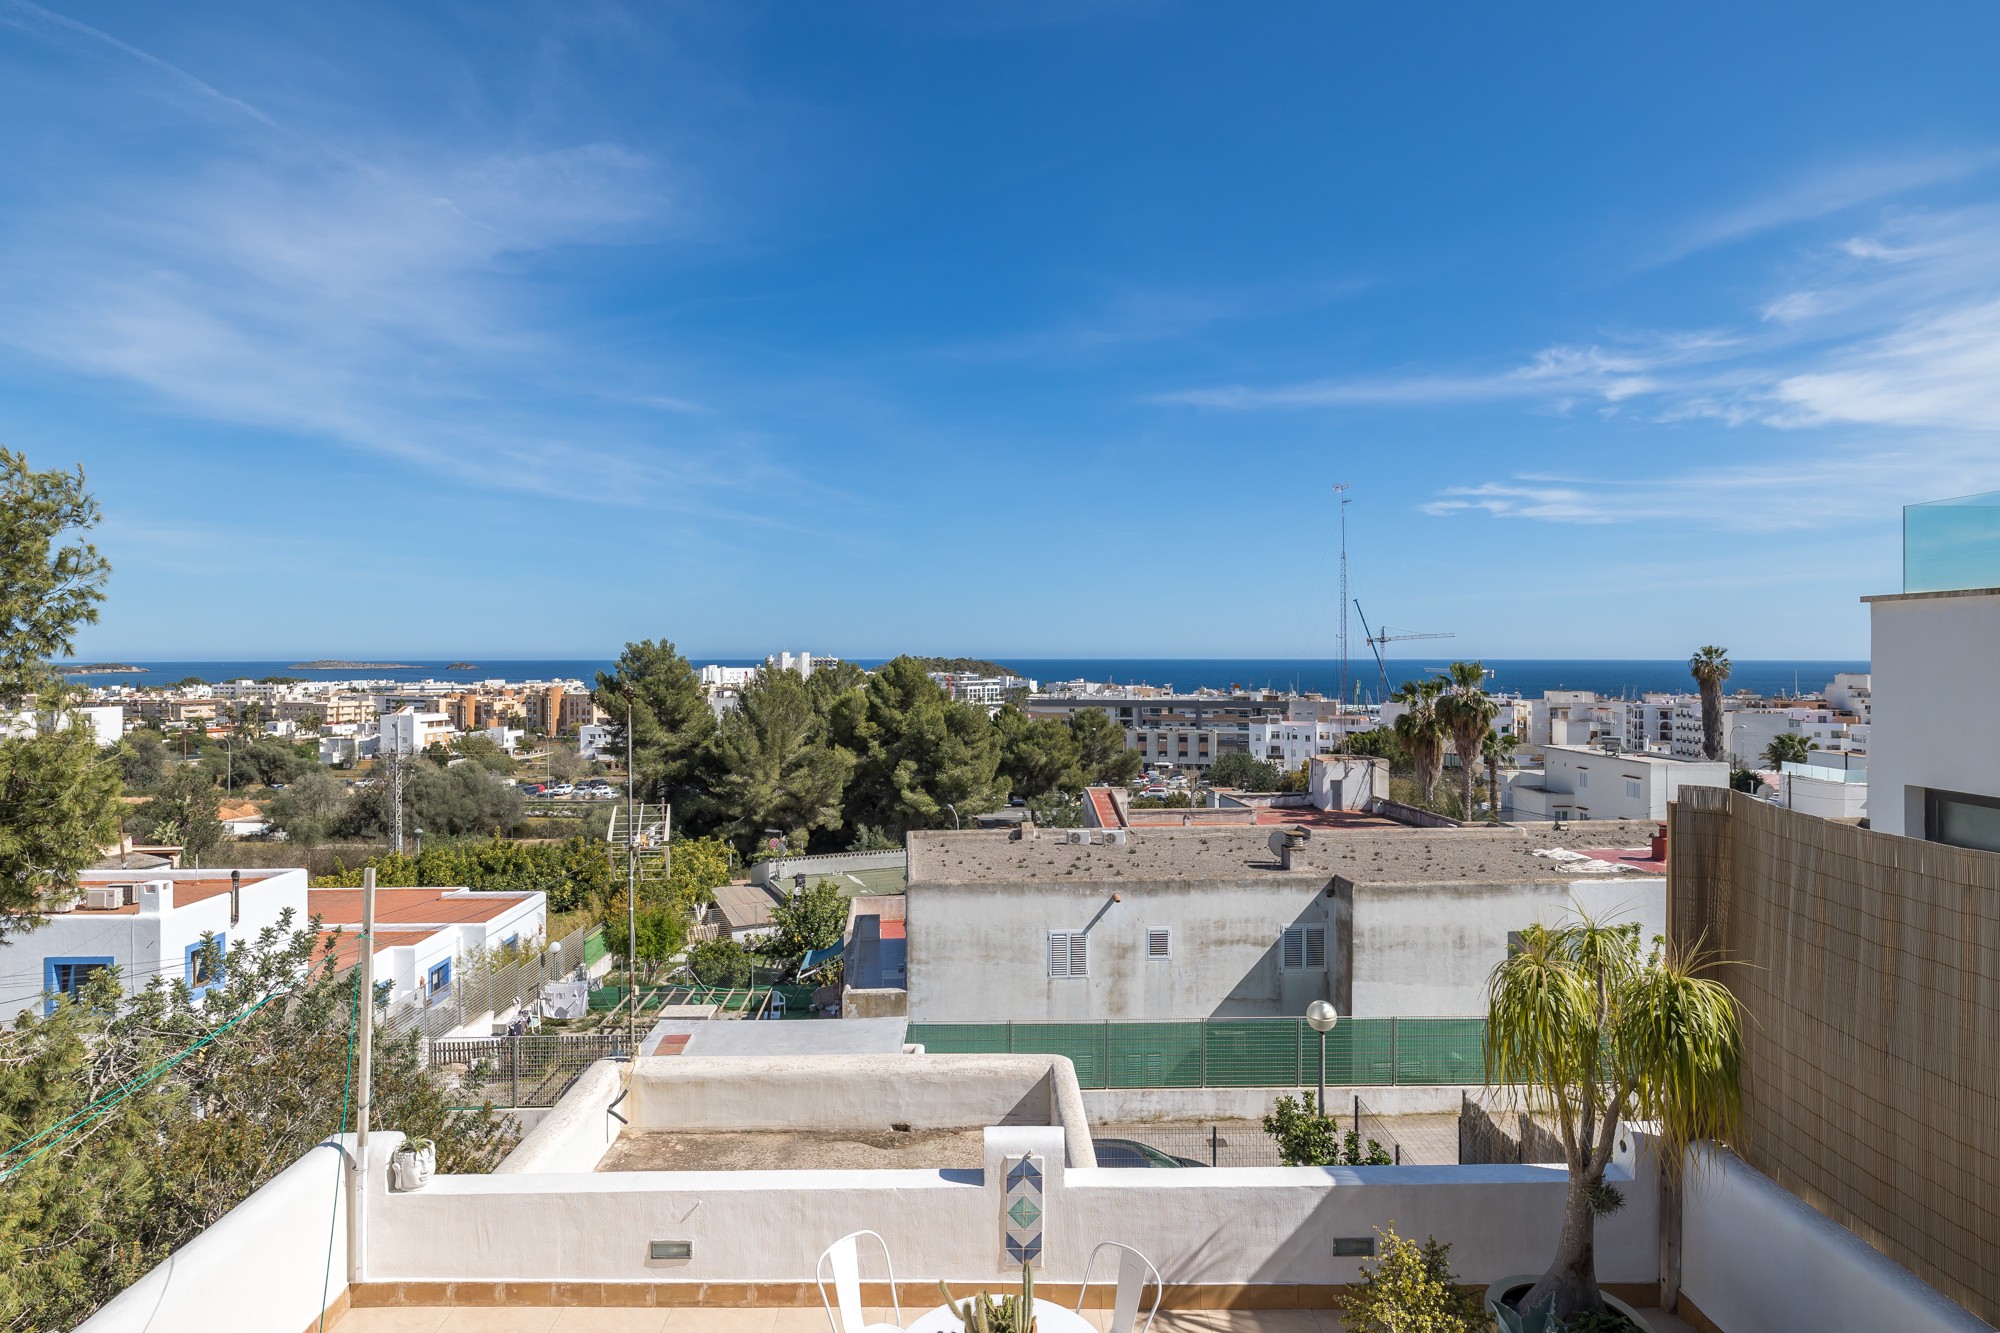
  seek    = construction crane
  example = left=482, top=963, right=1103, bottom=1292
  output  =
left=1353, top=601, right=1455, bottom=705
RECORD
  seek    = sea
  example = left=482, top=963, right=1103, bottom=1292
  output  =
left=57, top=657, right=1871, bottom=702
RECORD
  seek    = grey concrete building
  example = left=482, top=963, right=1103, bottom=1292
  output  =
left=904, top=821, right=1668, bottom=1022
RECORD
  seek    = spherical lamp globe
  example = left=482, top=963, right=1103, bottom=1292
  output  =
left=1305, top=1000, right=1339, bottom=1033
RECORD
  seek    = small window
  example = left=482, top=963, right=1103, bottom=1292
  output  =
left=427, top=959, right=453, bottom=1000
left=1280, top=925, right=1326, bottom=971
left=1577, top=769, right=1590, bottom=789
left=1624, top=777, right=1643, bottom=800
left=501, top=934, right=520, bottom=951
left=1146, top=928, right=1172, bottom=961
left=46, top=958, right=114, bottom=1012
left=1048, top=931, right=1088, bottom=978
left=185, top=933, right=226, bottom=993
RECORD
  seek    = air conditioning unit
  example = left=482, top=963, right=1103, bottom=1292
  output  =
left=84, top=885, right=125, bottom=910
left=1107, top=829, right=1129, bottom=846
left=1067, top=830, right=1092, bottom=845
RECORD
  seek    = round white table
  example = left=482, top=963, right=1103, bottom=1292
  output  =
left=904, top=1297, right=1096, bottom=1333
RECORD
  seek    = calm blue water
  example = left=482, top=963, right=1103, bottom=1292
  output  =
left=58, top=657, right=1869, bottom=701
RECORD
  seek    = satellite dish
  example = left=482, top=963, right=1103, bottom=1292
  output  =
left=1268, top=830, right=1289, bottom=858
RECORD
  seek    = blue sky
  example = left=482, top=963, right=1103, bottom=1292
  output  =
left=6, top=2, right=1998, bottom=661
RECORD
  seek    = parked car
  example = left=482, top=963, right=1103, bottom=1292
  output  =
left=1091, top=1137, right=1205, bottom=1168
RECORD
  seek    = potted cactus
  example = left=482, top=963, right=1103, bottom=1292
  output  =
left=937, top=1262, right=1038, bottom=1333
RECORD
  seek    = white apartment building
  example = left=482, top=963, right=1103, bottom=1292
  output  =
left=1247, top=717, right=1378, bottom=770
left=1625, top=696, right=1680, bottom=753
left=697, top=663, right=759, bottom=689
left=1826, top=671, right=1872, bottom=720
left=318, top=725, right=380, bottom=766
left=929, top=672, right=1029, bottom=705
left=1865, top=557, right=2000, bottom=847
left=1505, top=743, right=1729, bottom=822
left=2, top=702, right=125, bottom=747
left=1, top=868, right=308, bottom=1022
left=379, top=705, right=453, bottom=756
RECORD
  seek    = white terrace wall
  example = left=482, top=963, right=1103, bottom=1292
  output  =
left=498, top=1055, right=1098, bottom=1174
left=627, top=1054, right=1096, bottom=1166
left=1680, top=1147, right=1991, bottom=1333
left=368, top=1125, right=1662, bottom=1292
left=74, top=1134, right=377, bottom=1333
left=752, top=849, right=906, bottom=888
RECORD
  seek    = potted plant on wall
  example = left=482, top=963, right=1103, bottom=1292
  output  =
left=390, top=1136, right=436, bottom=1192
left=1482, top=919, right=1743, bottom=1331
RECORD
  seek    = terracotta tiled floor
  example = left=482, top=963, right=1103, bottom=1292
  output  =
left=334, top=1305, right=1698, bottom=1333
left=333, top=1309, right=1351, bottom=1333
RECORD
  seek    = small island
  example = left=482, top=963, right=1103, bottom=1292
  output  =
left=288, top=660, right=421, bottom=670
left=61, top=662, right=145, bottom=674
left=445, top=662, right=478, bottom=670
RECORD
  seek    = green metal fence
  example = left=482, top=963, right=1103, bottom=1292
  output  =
left=905, top=1017, right=1487, bottom=1088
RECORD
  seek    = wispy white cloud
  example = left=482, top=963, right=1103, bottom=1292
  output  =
left=1650, top=150, right=2000, bottom=263
left=1421, top=482, right=1612, bottom=524
left=1157, top=329, right=1742, bottom=411
left=0, top=3, right=788, bottom=522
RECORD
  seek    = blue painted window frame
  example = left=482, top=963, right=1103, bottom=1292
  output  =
left=501, top=934, right=519, bottom=951
left=45, top=956, right=115, bottom=1014
left=185, top=932, right=227, bottom=996
left=427, top=959, right=452, bottom=1001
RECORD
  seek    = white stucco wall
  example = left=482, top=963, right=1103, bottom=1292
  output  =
left=370, top=1124, right=1661, bottom=1290
left=73, top=1133, right=377, bottom=1333
left=1865, top=589, right=2000, bottom=838
left=1348, top=876, right=1665, bottom=1016
left=1680, top=1147, right=1989, bottom=1333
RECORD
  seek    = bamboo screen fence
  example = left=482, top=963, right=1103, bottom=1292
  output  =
left=1668, top=787, right=2000, bottom=1325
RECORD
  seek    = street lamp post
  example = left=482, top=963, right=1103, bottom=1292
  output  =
left=1306, top=1000, right=1339, bottom=1118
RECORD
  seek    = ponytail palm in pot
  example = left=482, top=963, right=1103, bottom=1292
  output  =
left=1484, top=920, right=1743, bottom=1329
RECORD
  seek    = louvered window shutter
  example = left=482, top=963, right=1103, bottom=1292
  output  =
left=1281, top=927, right=1304, bottom=970
left=1304, top=926, right=1326, bottom=970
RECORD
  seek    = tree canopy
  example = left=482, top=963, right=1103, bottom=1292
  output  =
left=713, top=665, right=854, bottom=849
left=0, top=450, right=122, bottom=935
left=594, top=639, right=717, bottom=813
left=833, top=656, right=1008, bottom=835
left=0, top=915, right=511, bottom=1327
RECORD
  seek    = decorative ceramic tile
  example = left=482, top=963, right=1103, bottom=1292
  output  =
left=1002, top=1152, right=1044, bottom=1265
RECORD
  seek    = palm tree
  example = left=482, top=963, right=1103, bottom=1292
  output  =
left=1482, top=729, right=1519, bottom=821
left=1485, top=920, right=1743, bottom=1327
left=1390, top=678, right=1446, bottom=804
left=1762, top=732, right=1817, bottom=771
left=1689, top=646, right=1731, bottom=761
left=1438, top=662, right=1499, bottom=822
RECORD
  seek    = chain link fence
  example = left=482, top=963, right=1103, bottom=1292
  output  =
left=906, top=1016, right=1486, bottom=1088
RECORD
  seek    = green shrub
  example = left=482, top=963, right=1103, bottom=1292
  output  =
left=1337, top=1227, right=1484, bottom=1333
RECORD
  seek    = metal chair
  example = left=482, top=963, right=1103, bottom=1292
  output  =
left=816, top=1229, right=905, bottom=1333
left=1076, top=1241, right=1162, bottom=1333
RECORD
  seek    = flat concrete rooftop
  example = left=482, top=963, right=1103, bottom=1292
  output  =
left=908, top=820, right=1667, bottom=887
left=596, top=1127, right=986, bottom=1172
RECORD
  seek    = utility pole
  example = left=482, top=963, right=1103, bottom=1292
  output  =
left=1333, top=482, right=1352, bottom=711
left=351, top=866, right=376, bottom=1283
left=387, top=743, right=404, bottom=855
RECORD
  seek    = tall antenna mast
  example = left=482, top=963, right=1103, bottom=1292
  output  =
left=1333, top=483, right=1352, bottom=709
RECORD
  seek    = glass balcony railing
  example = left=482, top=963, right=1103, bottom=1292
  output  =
left=1905, top=491, right=2000, bottom=593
